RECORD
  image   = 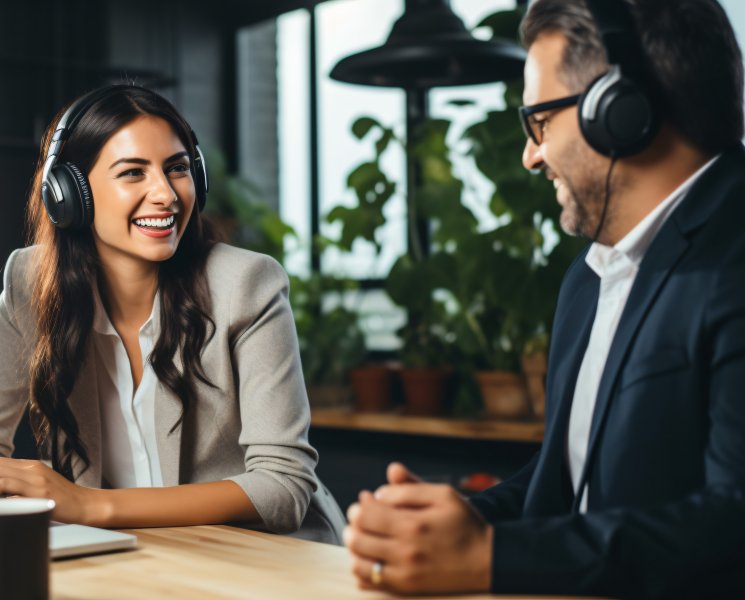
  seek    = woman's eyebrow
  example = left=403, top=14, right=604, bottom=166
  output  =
left=108, top=151, right=189, bottom=170
left=164, top=151, right=190, bottom=163
left=109, top=157, right=149, bottom=169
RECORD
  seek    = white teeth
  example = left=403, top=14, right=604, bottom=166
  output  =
left=553, top=179, right=561, bottom=190
left=134, top=215, right=175, bottom=228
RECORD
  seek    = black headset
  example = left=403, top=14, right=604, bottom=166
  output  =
left=41, top=84, right=209, bottom=230
left=579, top=0, right=658, bottom=158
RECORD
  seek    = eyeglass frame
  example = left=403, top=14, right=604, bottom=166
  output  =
left=519, top=94, right=581, bottom=145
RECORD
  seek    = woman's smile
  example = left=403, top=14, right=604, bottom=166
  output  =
left=132, top=212, right=177, bottom=238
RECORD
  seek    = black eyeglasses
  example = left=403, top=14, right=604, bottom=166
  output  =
left=519, top=94, right=581, bottom=145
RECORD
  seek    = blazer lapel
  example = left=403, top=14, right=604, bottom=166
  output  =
left=525, top=268, right=598, bottom=515
left=573, top=222, right=690, bottom=510
left=154, top=357, right=184, bottom=487
left=68, top=345, right=102, bottom=487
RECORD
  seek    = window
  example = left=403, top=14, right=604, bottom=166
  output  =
left=249, top=0, right=520, bottom=350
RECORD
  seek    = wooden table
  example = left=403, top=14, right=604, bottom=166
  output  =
left=51, top=525, right=595, bottom=600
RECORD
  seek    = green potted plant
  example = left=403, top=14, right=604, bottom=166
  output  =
left=327, top=118, right=456, bottom=416
left=326, top=7, right=586, bottom=419
left=290, top=271, right=368, bottom=408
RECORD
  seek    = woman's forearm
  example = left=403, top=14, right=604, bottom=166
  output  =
left=84, top=480, right=261, bottom=529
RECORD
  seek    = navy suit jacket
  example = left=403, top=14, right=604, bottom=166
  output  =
left=471, top=145, right=745, bottom=599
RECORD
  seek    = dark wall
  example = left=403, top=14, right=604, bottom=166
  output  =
left=0, top=0, right=230, bottom=268
left=311, top=427, right=539, bottom=512
left=0, top=1, right=109, bottom=265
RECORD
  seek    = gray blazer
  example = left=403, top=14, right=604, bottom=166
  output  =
left=0, top=243, right=345, bottom=544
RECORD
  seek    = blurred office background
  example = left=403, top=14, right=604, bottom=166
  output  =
left=2, top=0, right=744, bottom=510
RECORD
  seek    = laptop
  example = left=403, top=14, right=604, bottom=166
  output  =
left=50, top=522, right=138, bottom=559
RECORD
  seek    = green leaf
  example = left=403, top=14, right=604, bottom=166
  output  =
left=476, top=9, right=525, bottom=42
left=375, top=128, right=395, bottom=156
left=489, top=190, right=510, bottom=217
left=346, top=162, right=385, bottom=199
left=325, top=205, right=381, bottom=250
left=351, top=116, right=381, bottom=140
left=504, top=81, right=524, bottom=109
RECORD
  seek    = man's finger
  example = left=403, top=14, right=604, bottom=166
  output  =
left=344, top=524, right=398, bottom=563
left=347, top=493, right=403, bottom=537
left=350, top=553, right=417, bottom=594
left=374, top=482, right=450, bottom=507
left=386, top=462, right=421, bottom=485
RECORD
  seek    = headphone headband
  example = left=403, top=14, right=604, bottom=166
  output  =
left=584, top=0, right=645, bottom=78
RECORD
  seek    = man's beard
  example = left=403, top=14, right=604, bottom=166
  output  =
left=558, top=166, right=615, bottom=243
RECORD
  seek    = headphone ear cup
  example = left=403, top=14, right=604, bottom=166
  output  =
left=48, top=163, right=94, bottom=229
left=41, top=169, right=68, bottom=228
left=579, top=70, right=657, bottom=158
left=193, top=144, right=208, bottom=211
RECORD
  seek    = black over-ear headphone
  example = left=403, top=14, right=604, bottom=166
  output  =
left=41, top=84, right=209, bottom=230
left=579, top=0, right=658, bottom=158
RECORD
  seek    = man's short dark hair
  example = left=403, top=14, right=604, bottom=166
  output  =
left=521, top=0, right=744, bottom=155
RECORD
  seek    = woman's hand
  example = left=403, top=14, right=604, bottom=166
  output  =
left=0, top=458, right=100, bottom=524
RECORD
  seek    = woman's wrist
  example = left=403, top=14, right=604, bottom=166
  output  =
left=81, top=488, right=115, bottom=528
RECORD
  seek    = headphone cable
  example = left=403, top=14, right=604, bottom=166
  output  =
left=591, top=156, right=618, bottom=243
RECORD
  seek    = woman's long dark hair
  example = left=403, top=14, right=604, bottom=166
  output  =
left=26, top=86, right=216, bottom=480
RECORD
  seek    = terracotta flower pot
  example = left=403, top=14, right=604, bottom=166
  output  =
left=521, top=351, right=548, bottom=419
left=475, top=371, right=530, bottom=420
left=399, top=367, right=449, bottom=416
left=306, top=383, right=350, bottom=409
left=349, top=365, right=394, bottom=413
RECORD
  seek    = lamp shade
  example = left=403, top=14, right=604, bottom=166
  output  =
left=329, top=0, right=526, bottom=89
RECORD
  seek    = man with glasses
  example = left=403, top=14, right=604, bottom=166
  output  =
left=345, top=0, right=745, bottom=597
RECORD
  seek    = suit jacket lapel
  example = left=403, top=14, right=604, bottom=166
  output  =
left=69, top=344, right=102, bottom=487
left=573, top=214, right=690, bottom=510
left=155, top=355, right=184, bottom=487
left=525, top=267, right=598, bottom=515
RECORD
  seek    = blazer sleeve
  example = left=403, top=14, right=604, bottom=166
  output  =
left=469, top=453, right=538, bottom=522
left=0, top=249, right=33, bottom=458
left=485, top=263, right=745, bottom=599
left=222, top=252, right=318, bottom=534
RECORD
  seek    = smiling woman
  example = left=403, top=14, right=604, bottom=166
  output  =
left=0, top=85, right=344, bottom=543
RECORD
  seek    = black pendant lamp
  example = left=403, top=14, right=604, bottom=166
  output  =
left=329, top=0, right=526, bottom=89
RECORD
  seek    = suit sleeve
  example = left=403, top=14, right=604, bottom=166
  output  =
left=486, top=264, right=745, bottom=599
left=0, top=249, right=33, bottom=458
left=469, top=453, right=538, bottom=522
left=223, top=253, right=318, bottom=534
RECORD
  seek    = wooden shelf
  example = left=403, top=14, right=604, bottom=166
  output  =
left=310, top=408, right=544, bottom=443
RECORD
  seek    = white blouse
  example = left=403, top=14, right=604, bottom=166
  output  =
left=92, top=290, right=164, bottom=489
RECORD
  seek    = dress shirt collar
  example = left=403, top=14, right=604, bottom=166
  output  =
left=585, top=154, right=720, bottom=277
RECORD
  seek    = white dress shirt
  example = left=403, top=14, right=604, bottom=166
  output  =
left=92, top=289, right=164, bottom=489
left=567, top=155, right=719, bottom=512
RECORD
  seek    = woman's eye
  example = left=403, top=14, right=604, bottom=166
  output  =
left=168, top=163, right=190, bottom=176
left=118, top=168, right=144, bottom=178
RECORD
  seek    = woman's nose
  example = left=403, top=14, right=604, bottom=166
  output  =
left=148, top=172, right=177, bottom=205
